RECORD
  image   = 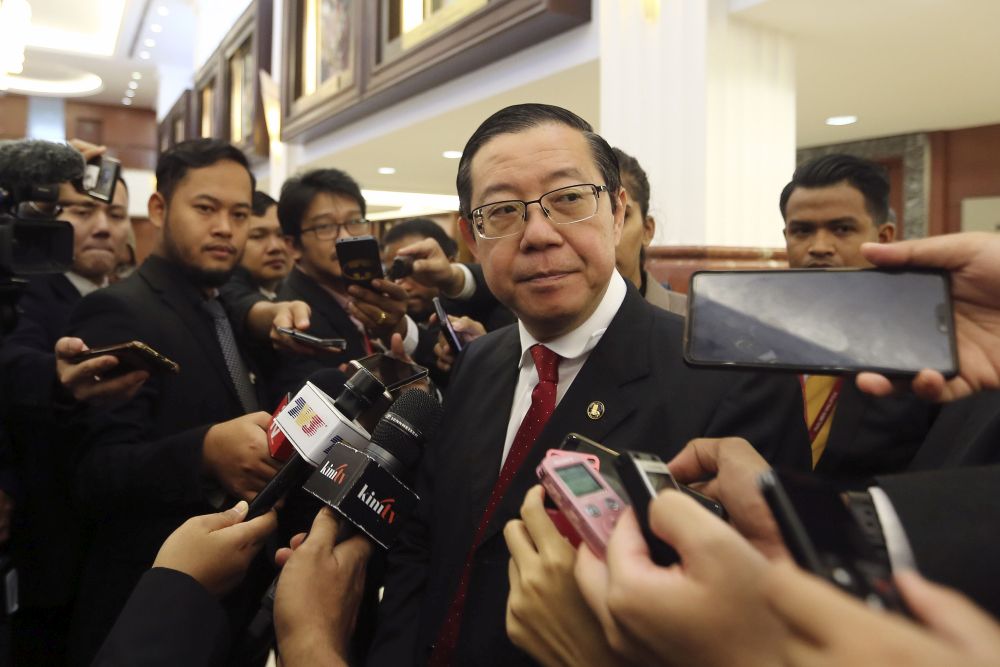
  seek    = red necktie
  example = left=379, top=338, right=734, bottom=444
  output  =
left=429, top=344, right=561, bottom=667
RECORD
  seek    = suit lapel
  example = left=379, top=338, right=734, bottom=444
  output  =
left=139, top=257, right=243, bottom=408
left=476, top=288, right=654, bottom=546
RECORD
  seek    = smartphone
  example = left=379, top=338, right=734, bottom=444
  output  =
left=69, top=340, right=180, bottom=377
left=559, top=433, right=727, bottom=519
left=336, top=236, right=384, bottom=288
left=432, top=296, right=463, bottom=354
left=684, top=269, right=957, bottom=377
left=351, top=353, right=429, bottom=392
left=387, top=255, right=414, bottom=281
left=758, top=469, right=910, bottom=615
left=615, top=451, right=681, bottom=566
left=276, top=326, right=347, bottom=350
left=536, top=451, right=627, bottom=559
left=80, top=156, right=121, bottom=203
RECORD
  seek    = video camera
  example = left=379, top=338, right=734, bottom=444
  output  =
left=0, top=139, right=86, bottom=333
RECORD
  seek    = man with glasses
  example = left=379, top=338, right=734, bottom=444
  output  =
left=368, top=104, right=810, bottom=667
left=273, top=168, right=417, bottom=394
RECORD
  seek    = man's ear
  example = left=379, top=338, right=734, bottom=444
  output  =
left=878, top=223, right=896, bottom=244
left=148, top=192, right=166, bottom=230
left=642, top=215, right=656, bottom=248
left=612, top=186, right=626, bottom=245
left=459, top=217, right=479, bottom=261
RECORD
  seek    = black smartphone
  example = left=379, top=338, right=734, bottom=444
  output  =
left=275, top=327, right=347, bottom=350
left=758, top=469, right=910, bottom=615
left=432, top=296, right=463, bottom=354
left=69, top=340, right=180, bottom=377
left=684, top=269, right=957, bottom=377
left=352, top=353, right=429, bottom=392
left=336, top=235, right=384, bottom=288
left=615, top=451, right=681, bottom=566
left=559, top=433, right=727, bottom=519
left=387, top=255, right=414, bottom=281
left=80, top=156, right=121, bottom=203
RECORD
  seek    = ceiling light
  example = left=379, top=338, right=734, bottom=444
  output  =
left=378, top=167, right=396, bottom=175
left=825, top=115, right=858, bottom=126
left=150, top=23, right=162, bottom=33
left=157, top=6, right=169, bottom=16
left=442, top=150, right=462, bottom=159
left=125, top=89, right=135, bottom=97
left=25, top=0, right=126, bottom=57
left=128, top=80, right=138, bottom=89
left=131, top=71, right=142, bottom=80
left=143, top=38, right=156, bottom=48
left=122, top=97, right=132, bottom=105
left=139, top=51, right=151, bottom=59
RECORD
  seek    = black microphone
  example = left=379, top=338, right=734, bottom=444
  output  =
left=0, top=139, right=85, bottom=202
left=245, top=366, right=387, bottom=520
left=302, top=388, right=443, bottom=547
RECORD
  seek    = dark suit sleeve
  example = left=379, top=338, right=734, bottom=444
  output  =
left=92, top=567, right=231, bottom=667
left=218, top=267, right=267, bottom=340
left=68, top=290, right=210, bottom=511
left=876, top=465, right=1000, bottom=618
left=703, top=372, right=812, bottom=470
left=0, top=290, right=60, bottom=410
left=440, top=264, right=515, bottom=332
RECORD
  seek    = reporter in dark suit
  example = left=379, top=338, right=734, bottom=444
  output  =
left=368, top=104, right=809, bottom=667
left=65, top=139, right=281, bottom=664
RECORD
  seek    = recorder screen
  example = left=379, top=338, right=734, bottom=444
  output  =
left=557, top=463, right=602, bottom=496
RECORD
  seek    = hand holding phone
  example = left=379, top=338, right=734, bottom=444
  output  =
left=615, top=451, right=680, bottom=566
left=275, top=327, right=346, bottom=350
left=69, top=340, right=179, bottom=376
left=336, top=236, right=384, bottom=289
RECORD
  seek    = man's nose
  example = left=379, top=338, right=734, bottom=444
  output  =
left=519, top=201, right=561, bottom=249
left=808, top=230, right=835, bottom=254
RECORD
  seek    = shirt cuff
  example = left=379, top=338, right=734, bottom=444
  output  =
left=446, top=263, right=476, bottom=301
left=868, top=485, right=918, bottom=572
left=402, top=315, right=419, bottom=357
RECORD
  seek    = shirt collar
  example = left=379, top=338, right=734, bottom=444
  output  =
left=64, top=271, right=106, bottom=297
left=516, top=270, right=628, bottom=368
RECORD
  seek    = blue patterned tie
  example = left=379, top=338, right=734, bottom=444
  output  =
left=202, top=297, right=259, bottom=413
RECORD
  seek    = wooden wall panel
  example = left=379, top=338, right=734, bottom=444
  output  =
left=64, top=102, right=158, bottom=170
left=934, top=124, right=1000, bottom=234
left=0, top=94, right=28, bottom=140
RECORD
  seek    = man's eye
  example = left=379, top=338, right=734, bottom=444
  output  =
left=195, top=204, right=213, bottom=213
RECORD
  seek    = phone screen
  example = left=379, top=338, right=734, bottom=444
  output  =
left=685, top=269, right=956, bottom=376
left=432, top=297, right=463, bottom=353
left=356, top=353, right=428, bottom=391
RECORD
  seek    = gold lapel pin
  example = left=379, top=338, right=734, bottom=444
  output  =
left=586, top=401, right=605, bottom=420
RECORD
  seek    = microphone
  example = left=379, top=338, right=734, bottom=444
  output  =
left=302, top=387, right=443, bottom=548
left=246, top=366, right=387, bottom=520
left=0, top=139, right=85, bottom=203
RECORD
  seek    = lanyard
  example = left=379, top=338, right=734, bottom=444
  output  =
left=800, top=376, right=844, bottom=443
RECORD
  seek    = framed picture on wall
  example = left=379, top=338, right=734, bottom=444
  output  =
left=221, top=0, right=273, bottom=159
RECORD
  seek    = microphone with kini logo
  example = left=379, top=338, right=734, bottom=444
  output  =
left=245, top=367, right=388, bottom=521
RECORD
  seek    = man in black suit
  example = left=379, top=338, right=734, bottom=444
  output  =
left=65, top=139, right=283, bottom=664
left=780, top=153, right=937, bottom=474
left=0, top=139, right=143, bottom=666
left=367, top=104, right=809, bottom=667
left=272, top=169, right=417, bottom=395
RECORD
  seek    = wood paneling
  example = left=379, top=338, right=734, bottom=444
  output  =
left=929, top=124, right=1000, bottom=234
left=64, top=101, right=157, bottom=170
left=0, top=94, right=28, bottom=140
left=646, top=246, right=788, bottom=294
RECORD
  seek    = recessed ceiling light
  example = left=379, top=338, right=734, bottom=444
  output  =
left=157, top=6, right=169, bottom=16
left=442, top=150, right=462, bottom=159
left=131, top=71, right=142, bottom=80
left=825, top=115, right=858, bottom=126
left=378, top=167, right=396, bottom=175
left=125, top=89, right=136, bottom=97
left=144, top=38, right=156, bottom=48
left=122, top=97, right=132, bottom=105
left=128, top=80, right=138, bottom=89
left=139, top=51, right=150, bottom=59
left=150, top=23, right=162, bottom=33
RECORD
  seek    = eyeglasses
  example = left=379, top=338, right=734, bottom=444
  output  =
left=300, top=218, right=371, bottom=240
left=470, top=183, right=609, bottom=240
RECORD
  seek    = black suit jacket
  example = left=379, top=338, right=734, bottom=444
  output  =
left=93, top=568, right=230, bottom=667
left=272, top=267, right=367, bottom=398
left=0, top=273, right=86, bottom=609
left=368, top=286, right=810, bottom=667
left=65, top=255, right=268, bottom=665
left=815, top=382, right=939, bottom=478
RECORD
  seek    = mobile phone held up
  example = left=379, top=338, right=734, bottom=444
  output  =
left=684, top=268, right=957, bottom=378
left=432, top=296, right=463, bottom=354
left=69, top=340, right=179, bottom=377
left=79, top=156, right=121, bottom=203
left=336, top=235, right=383, bottom=289
left=275, top=327, right=347, bottom=350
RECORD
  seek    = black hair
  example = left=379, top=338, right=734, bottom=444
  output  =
left=456, top=103, right=620, bottom=219
left=277, top=168, right=365, bottom=239
left=383, top=218, right=458, bottom=258
left=156, top=138, right=254, bottom=204
left=613, top=147, right=650, bottom=220
left=252, top=190, right=277, bottom=217
left=779, top=154, right=890, bottom=225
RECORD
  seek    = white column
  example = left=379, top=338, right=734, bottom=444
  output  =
left=598, top=0, right=794, bottom=247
